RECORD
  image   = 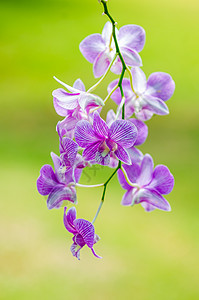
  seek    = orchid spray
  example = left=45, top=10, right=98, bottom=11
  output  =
left=37, top=0, right=175, bottom=260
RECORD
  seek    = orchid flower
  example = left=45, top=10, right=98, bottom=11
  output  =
left=74, top=111, right=138, bottom=165
left=53, top=77, right=104, bottom=116
left=118, top=154, right=174, bottom=211
left=80, top=22, right=145, bottom=77
left=63, top=207, right=101, bottom=260
left=37, top=152, right=82, bottom=209
left=108, top=67, right=175, bottom=121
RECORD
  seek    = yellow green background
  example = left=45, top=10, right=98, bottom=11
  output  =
left=0, top=0, right=199, bottom=299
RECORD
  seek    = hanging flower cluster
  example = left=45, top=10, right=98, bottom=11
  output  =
left=37, top=0, right=175, bottom=260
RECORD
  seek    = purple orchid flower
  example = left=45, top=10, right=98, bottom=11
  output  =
left=37, top=152, right=82, bottom=209
left=108, top=67, right=175, bottom=121
left=106, top=109, right=148, bottom=164
left=52, top=77, right=104, bottom=116
left=63, top=207, right=101, bottom=260
left=79, top=22, right=145, bottom=77
left=118, top=154, right=174, bottom=211
left=74, top=111, right=138, bottom=165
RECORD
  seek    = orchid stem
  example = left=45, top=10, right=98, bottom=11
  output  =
left=101, top=0, right=127, bottom=120
left=76, top=182, right=104, bottom=188
left=104, top=83, right=118, bottom=104
left=87, top=53, right=117, bottom=94
left=92, top=161, right=121, bottom=224
left=126, top=66, right=135, bottom=94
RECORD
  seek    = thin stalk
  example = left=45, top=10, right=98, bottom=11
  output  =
left=101, top=0, right=127, bottom=120
left=76, top=182, right=104, bottom=188
left=126, top=66, right=136, bottom=94
left=92, top=163, right=121, bottom=224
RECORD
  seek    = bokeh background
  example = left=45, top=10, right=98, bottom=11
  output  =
left=1, top=0, right=199, bottom=299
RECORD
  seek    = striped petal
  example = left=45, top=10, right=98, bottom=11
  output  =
left=109, top=120, right=137, bottom=148
left=75, top=120, right=100, bottom=147
left=74, top=219, right=95, bottom=248
left=63, top=207, right=77, bottom=234
left=93, top=111, right=109, bottom=138
left=37, top=165, right=58, bottom=196
left=47, top=185, right=76, bottom=210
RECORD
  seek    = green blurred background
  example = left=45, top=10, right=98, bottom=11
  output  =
left=0, top=0, right=199, bottom=299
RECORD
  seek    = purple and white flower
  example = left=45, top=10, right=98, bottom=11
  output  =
left=106, top=109, right=148, bottom=164
left=80, top=22, right=145, bottom=77
left=53, top=77, right=104, bottom=116
left=75, top=111, right=138, bottom=165
left=63, top=207, right=101, bottom=260
left=37, top=152, right=81, bottom=209
left=108, top=67, right=175, bottom=121
left=118, top=154, right=174, bottom=211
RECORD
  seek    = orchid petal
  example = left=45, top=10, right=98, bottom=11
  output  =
left=131, top=67, right=147, bottom=94
left=78, top=93, right=104, bottom=111
left=93, top=50, right=112, bottom=78
left=121, top=189, right=134, bottom=206
left=52, top=89, right=79, bottom=110
left=91, top=247, right=102, bottom=259
left=135, top=109, right=153, bottom=121
left=118, top=24, right=145, bottom=52
left=102, top=21, right=112, bottom=46
left=47, top=185, right=76, bottom=210
left=127, top=147, right=144, bottom=164
left=53, top=76, right=80, bottom=93
left=122, top=163, right=141, bottom=183
left=110, top=57, right=123, bottom=74
left=75, top=120, right=100, bottom=147
left=146, top=72, right=175, bottom=101
left=82, top=141, right=101, bottom=161
left=74, top=219, right=95, bottom=248
left=133, top=188, right=171, bottom=211
left=129, top=119, right=148, bottom=146
left=137, top=154, right=154, bottom=186
left=79, top=33, right=106, bottom=63
left=37, top=165, right=58, bottom=195
left=93, top=111, right=109, bottom=138
left=142, top=95, right=169, bottom=115
left=149, top=165, right=174, bottom=194
left=73, top=79, right=85, bottom=92
left=121, top=46, right=142, bottom=67
left=53, top=98, right=70, bottom=117
left=63, top=207, right=77, bottom=234
left=109, top=120, right=137, bottom=148
left=114, top=145, right=131, bottom=165
left=141, top=202, right=156, bottom=212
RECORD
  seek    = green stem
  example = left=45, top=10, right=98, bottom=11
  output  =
left=92, top=162, right=121, bottom=224
left=76, top=182, right=104, bottom=188
left=126, top=66, right=136, bottom=94
left=101, top=0, right=127, bottom=120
